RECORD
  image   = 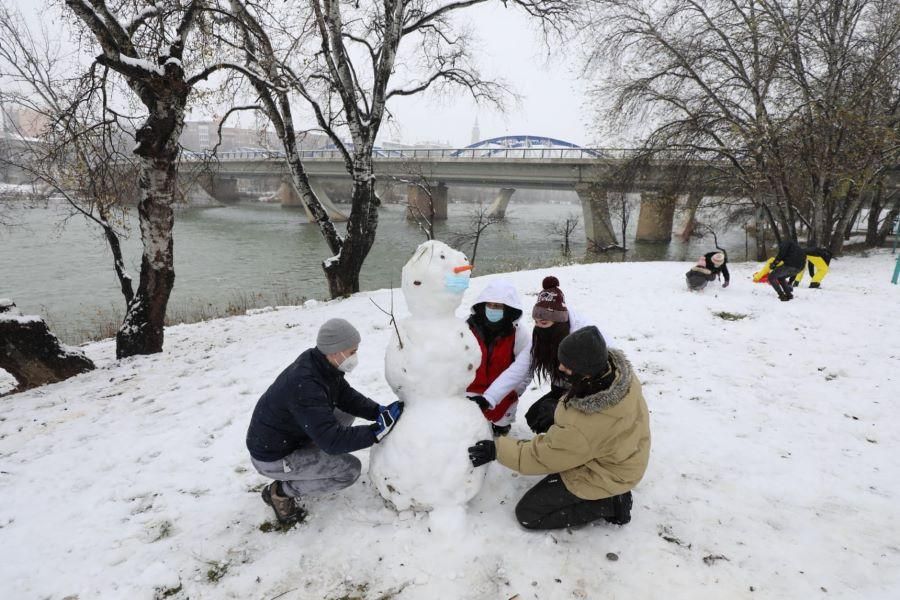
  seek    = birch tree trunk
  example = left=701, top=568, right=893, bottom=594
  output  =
left=116, top=94, right=187, bottom=358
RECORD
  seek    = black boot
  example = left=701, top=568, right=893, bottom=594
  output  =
left=603, top=491, right=633, bottom=525
left=810, top=282, right=821, bottom=289
left=491, top=423, right=511, bottom=436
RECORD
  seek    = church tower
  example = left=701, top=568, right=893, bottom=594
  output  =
left=470, top=118, right=480, bottom=145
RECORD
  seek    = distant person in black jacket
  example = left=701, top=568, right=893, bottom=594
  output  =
left=246, top=318, right=403, bottom=524
left=685, top=251, right=730, bottom=291
left=769, top=240, right=806, bottom=301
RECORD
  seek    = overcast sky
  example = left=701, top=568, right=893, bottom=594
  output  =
left=8, top=1, right=595, bottom=148
left=385, top=3, right=594, bottom=147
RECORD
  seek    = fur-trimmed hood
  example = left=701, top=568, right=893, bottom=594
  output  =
left=564, top=349, right=634, bottom=414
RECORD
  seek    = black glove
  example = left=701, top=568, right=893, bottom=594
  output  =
left=468, top=395, right=490, bottom=411
left=468, top=440, right=496, bottom=467
left=371, top=401, right=404, bottom=442
left=525, top=395, right=559, bottom=434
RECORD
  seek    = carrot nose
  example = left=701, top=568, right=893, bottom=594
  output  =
left=453, top=265, right=473, bottom=274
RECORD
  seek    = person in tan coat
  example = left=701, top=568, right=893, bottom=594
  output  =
left=468, top=326, right=651, bottom=529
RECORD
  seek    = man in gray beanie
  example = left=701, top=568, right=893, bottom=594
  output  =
left=247, top=318, right=404, bottom=525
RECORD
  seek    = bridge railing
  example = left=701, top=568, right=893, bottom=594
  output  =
left=181, top=148, right=657, bottom=161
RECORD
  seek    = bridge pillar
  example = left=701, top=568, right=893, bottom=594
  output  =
left=407, top=182, right=448, bottom=221
left=678, top=193, right=704, bottom=241
left=636, top=191, right=677, bottom=242
left=487, top=188, right=516, bottom=218
left=198, top=175, right=241, bottom=204
left=576, top=183, right=618, bottom=249
left=277, top=178, right=348, bottom=222
left=308, top=180, right=349, bottom=221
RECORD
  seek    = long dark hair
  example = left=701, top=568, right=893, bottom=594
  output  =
left=530, top=321, right=571, bottom=384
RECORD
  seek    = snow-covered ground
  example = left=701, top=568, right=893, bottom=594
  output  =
left=1, top=252, right=898, bottom=599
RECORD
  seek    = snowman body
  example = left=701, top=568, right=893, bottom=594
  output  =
left=369, top=241, right=491, bottom=511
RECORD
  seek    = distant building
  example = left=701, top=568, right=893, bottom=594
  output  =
left=470, top=119, right=480, bottom=145
left=0, top=105, right=50, bottom=139
left=179, top=120, right=330, bottom=153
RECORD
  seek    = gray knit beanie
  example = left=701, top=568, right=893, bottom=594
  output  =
left=558, top=326, right=608, bottom=376
left=316, top=318, right=361, bottom=354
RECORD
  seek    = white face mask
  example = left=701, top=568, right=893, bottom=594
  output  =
left=338, top=352, right=359, bottom=373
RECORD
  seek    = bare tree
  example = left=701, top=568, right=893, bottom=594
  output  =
left=0, top=3, right=140, bottom=309
left=606, top=191, right=635, bottom=251
left=59, top=0, right=246, bottom=358
left=549, top=213, right=580, bottom=256
left=222, top=0, right=575, bottom=297
left=393, top=160, right=438, bottom=241
left=449, top=203, right=503, bottom=266
left=587, top=0, right=900, bottom=257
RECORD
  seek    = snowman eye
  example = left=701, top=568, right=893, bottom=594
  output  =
left=414, top=280, right=422, bottom=286
left=440, top=254, right=445, bottom=259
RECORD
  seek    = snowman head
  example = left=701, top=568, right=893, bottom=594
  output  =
left=401, top=240, right=472, bottom=317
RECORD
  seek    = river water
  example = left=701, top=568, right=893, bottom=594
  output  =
left=1, top=198, right=748, bottom=343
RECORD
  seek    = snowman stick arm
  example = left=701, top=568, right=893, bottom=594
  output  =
left=370, top=296, right=404, bottom=349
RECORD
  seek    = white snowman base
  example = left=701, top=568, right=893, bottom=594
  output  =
left=368, top=396, right=491, bottom=513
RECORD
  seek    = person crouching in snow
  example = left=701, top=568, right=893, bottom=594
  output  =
left=465, top=279, right=532, bottom=436
left=685, top=251, right=730, bottom=291
left=792, top=247, right=833, bottom=289
left=768, top=239, right=806, bottom=301
left=521, top=276, right=606, bottom=436
left=467, top=326, right=651, bottom=530
left=246, top=318, right=403, bottom=525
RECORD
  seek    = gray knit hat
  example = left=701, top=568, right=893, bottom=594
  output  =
left=316, top=318, right=361, bottom=354
left=558, top=326, right=608, bottom=377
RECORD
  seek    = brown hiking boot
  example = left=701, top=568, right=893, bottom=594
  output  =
left=261, top=481, right=307, bottom=525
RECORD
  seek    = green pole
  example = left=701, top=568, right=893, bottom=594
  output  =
left=893, top=218, right=900, bottom=284
left=894, top=215, right=899, bottom=255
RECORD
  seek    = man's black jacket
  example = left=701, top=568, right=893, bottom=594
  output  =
left=247, top=348, right=382, bottom=461
left=773, top=240, right=807, bottom=270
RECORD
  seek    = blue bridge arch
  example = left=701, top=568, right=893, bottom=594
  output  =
left=451, top=135, right=601, bottom=158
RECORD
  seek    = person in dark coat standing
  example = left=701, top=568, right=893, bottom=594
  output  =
left=246, top=318, right=403, bottom=524
left=769, top=240, right=807, bottom=301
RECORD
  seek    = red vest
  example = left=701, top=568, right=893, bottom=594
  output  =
left=467, top=326, right=518, bottom=423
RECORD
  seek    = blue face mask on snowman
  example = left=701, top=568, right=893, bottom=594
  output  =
left=484, top=307, right=505, bottom=322
left=444, top=273, right=470, bottom=293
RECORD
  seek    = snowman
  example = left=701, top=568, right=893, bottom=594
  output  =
left=369, top=240, right=492, bottom=514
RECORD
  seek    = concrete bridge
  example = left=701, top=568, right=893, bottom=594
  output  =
left=184, top=136, right=747, bottom=247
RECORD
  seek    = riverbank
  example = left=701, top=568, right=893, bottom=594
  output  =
left=1, top=199, right=751, bottom=344
left=1, top=253, right=897, bottom=598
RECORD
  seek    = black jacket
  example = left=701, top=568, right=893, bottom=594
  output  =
left=773, top=240, right=807, bottom=270
left=246, top=348, right=382, bottom=461
left=703, top=251, right=730, bottom=283
left=804, top=247, right=833, bottom=264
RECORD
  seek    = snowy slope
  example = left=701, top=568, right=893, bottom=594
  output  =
left=1, top=253, right=898, bottom=600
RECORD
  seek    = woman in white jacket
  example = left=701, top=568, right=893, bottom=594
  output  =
left=473, top=275, right=604, bottom=434
left=465, top=279, right=532, bottom=435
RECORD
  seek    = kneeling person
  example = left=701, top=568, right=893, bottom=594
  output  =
left=469, top=326, right=650, bottom=530
left=685, top=251, right=729, bottom=291
left=246, top=318, right=403, bottom=524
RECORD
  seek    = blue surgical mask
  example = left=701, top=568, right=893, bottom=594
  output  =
left=485, top=307, right=505, bottom=323
left=445, top=273, right=470, bottom=293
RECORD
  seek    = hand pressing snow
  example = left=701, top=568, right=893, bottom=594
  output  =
left=372, top=401, right=404, bottom=442
left=468, top=440, right=496, bottom=467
